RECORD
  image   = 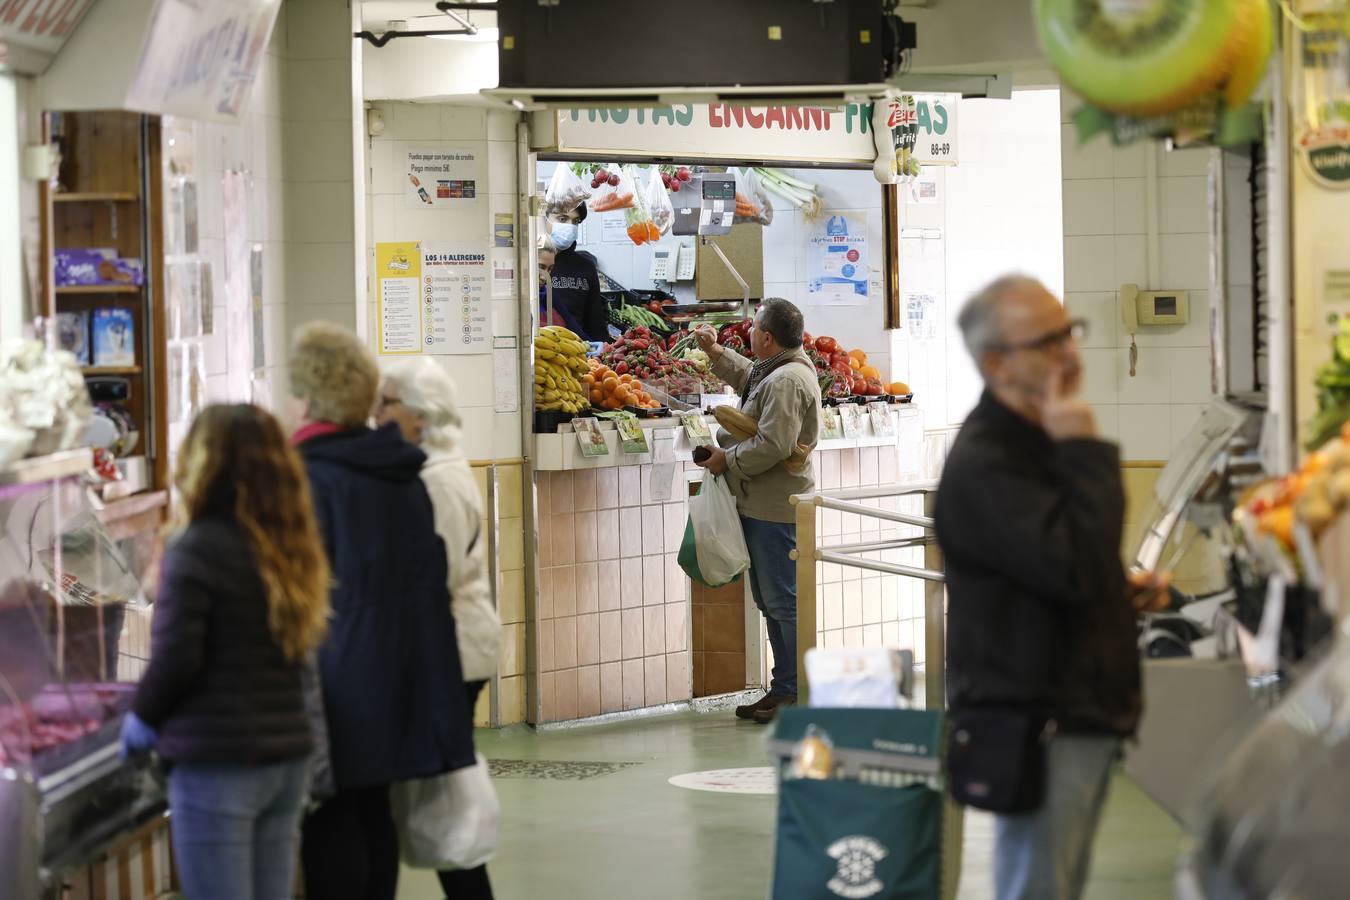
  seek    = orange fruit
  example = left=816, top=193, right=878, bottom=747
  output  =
left=860, top=365, right=880, bottom=380
left=602, top=376, right=619, bottom=391
left=849, top=358, right=862, bottom=371
left=848, top=348, right=867, bottom=362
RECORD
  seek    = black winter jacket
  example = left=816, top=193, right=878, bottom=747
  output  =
left=299, top=424, right=476, bottom=790
left=133, top=518, right=312, bottom=765
left=935, top=392, right=1141, bottom=736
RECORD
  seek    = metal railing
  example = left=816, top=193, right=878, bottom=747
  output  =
left=790, top=481, right=946, bottom=708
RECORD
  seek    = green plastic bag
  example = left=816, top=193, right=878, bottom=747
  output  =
left=678, top=476, right=746, bottom=588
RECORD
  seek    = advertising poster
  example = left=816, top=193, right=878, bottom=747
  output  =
left=376, top=243, right=491, bottom=355
left=376, top=242, right=422, bottom=355
left=494, top=213, right=515, bottom=247
left=406, top=148, right=480, bottom=208
left=807, top=212, right=869, bottom=305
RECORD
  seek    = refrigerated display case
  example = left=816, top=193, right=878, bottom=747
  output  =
left=0, top=450, right=163, bottom=898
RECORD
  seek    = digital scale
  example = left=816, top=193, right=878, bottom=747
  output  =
left=698, top=174, right=737, bottom=236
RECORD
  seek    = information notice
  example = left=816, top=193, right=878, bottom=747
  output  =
left=376, top=242, right=491, bottom=355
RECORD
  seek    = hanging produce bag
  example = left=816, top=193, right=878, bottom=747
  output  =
left=733, top=167, right=774, bottom=226
left=623, top=165, right=658, bottom=245
left=678, top=475, right=750, bottom=587
left=645, top=167, right=676, bottom=237
left=543, top=164, right=591, bottom=223
left=589, top=164, right=636, bottom=214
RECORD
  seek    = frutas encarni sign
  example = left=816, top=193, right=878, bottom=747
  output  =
left=545, top=97, right=958, bottom=167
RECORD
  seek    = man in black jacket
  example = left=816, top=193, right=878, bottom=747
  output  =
left=936, top=276, right=1167, bottom=900
left=548, top=206, right=610, bottom=342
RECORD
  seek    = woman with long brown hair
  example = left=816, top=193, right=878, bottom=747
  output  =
left=120, top=403, right=330, bottom=900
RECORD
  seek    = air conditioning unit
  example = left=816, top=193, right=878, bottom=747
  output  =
left=485, top=0, right=925, bottom=109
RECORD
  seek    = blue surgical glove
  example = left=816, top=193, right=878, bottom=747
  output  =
left=119, top=711, right=158, bottom=758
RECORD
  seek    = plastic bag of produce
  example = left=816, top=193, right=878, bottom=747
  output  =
left=678, top=475, right=750, bottom=587
left=589, top=164, right=636, bottom=214
left=543, top=164, right=591, bottom=223
left=733, top=168, right=774, bottom=226
left=645, top=167, right=675, bottom=237
left=622, top=166, right=658, bottom=245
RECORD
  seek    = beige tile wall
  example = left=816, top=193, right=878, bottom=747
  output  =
left=535, top=466, right=691, bottom=723
left=472, top=463, right=527, bottom=727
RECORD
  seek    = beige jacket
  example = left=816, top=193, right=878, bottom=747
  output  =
left=421, top=449, right=501, bottom=682
left=711, top=347, right=821, bottom=524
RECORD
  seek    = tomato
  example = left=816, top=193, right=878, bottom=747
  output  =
left=816, top=336, right=838, bottom=355
left=851, top=377, right=867, bottom=394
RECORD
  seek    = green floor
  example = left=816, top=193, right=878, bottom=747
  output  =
left=397, top=710, right=1183, bottom=900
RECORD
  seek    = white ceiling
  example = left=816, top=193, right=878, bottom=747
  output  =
left=359, top=1, right=497, bottom=31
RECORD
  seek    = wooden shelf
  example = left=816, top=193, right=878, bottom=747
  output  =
left=53, top=192, right=139, bottom=203
left=83, top=366, right=143, bottom=376
left=57, top=284, right=141, bottom=295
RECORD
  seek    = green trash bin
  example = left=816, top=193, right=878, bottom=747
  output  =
left=768, top=707, right=957, bottom=900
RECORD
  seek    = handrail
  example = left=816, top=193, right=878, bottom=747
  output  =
left=793, top=481, right=947, bottom=711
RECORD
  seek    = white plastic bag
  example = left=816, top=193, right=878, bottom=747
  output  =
left=805, top=647, right=906, bottom=709
left=543, top=164, right=591, bottom=223
left=691, top=475, right=751, bottom=585
left=645, top=167, right=675, bottom=236
left=732, top=168, right=774, bottom=226
left=391, top=753, right=500, bottom=870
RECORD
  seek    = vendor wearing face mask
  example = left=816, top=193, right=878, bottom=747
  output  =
left=547, top=204, right=609, bottom=342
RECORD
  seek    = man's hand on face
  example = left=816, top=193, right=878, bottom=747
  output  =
left=694, top=324, right=723, bottom=360
left=697, top=446, right=728, bottom=475
left=1128, top=569, right=1172, bottom=614
left=1040, top=363, right=1097, bottom=442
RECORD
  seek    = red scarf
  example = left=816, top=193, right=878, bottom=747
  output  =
left=291, top=421, right=345, bottom=446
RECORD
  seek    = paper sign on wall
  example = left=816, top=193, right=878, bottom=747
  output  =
left=376, top=242, right=422, bottom=354
left=807, top=212, right=869, bottom=306
left=422, top=246, right=491, bottom=353
left=406, top=148, right=480, bottom=208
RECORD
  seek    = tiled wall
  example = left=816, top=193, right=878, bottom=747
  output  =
left=811, top=446, right=928, bottom=661
left=472, top=462, right=527, bottom=726
left=1060, top=94, right=1216, bottom=461
left=535, top=466, right=691, bottom=722
left=366, top=102, right=523, bottom=462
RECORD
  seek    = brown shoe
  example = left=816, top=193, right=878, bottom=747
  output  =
left=751, top=694, right=796, bottom=725
left=735, top=693, right=774, bottom=720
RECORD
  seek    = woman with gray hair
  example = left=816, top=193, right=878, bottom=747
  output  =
left=376, top=357, right=499, bottom=900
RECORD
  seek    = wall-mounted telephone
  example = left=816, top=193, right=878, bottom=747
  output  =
left=649, top=243, right=696, bottom=282
left=1120, top=284, right=1190, bottom=376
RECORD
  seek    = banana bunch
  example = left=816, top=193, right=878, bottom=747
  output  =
left=534, top=326, right=590, bottom=413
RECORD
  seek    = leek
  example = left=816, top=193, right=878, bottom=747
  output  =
left=755, top=167, right=824, bottom=221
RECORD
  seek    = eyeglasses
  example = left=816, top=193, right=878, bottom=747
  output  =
left=993, top=319, right=1087, bottom=353
left=377, top=395, right=402, bottom=411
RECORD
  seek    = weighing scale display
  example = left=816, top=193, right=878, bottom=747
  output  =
left=703, top=180, right=736, bottom=200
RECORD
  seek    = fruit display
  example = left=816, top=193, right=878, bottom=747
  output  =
left=1305, top=316, right=1350, bottom=452
left=585, top=359, right=661, bottom=411
left=533, top=326, right=590, bottom=414
left=599, top=326, right=723, bottom=397
left=1033, top=0, right=1273, bottom=116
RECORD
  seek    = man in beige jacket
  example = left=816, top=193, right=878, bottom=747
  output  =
left=695, top=298, right=822, bottom=724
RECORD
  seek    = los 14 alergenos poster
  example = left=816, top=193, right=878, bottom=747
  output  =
left=376, top=242, right=491, bottom=355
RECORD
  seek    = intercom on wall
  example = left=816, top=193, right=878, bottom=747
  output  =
left=1120, top=284, right=1190, bottom=376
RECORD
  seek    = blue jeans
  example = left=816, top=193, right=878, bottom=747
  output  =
left=740, top=516, right=798, bottom=698
left=169, top=759, right=309, bottom=900
left=993, top=736, right=1120, bottom=900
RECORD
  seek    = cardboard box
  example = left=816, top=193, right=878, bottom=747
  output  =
left=695, top=224, right=764, bottom=301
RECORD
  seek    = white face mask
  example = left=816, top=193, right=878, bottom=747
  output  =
left=551, top=223, right=578, bottom=249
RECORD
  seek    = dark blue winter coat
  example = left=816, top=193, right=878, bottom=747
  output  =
left=298, top=423, right=476, bottom=789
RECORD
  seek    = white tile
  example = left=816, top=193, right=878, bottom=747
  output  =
left=388, top=103, right=443, bottom=141
left=1169, top=405, right=1207, bottom=452
left=1113, top=142, right=1151, bottom=178
left=1170, top=347, right=1215, bottom=404
left=458, top=407, right=496, bottom=460
left=1119, top=404, right=1173, bottom=461
left=1061, top=123, right=1113, bottom=180
left=369, top=139, right=400, bottom=195
left=286, top=242, right=358, bottom=308
left=1161, top=146, right=1212, bottom=177
left=286, top=0, right=352, bottom=60
left=284, top=118, right=353, bottom=183
left=371, top=194, right=397, bottom=242
left=285, top=58, right=352, bottom=123
left=487, top=142, right=516, bottom=195
left=1117, top=345, right=1172, bottom=405
left=1065, top=292, right=1117, bottom=349
left=1159, top=233, right=1211, bottom=291
left=1113, top=234, right=1149, bottom=289
left=1112, top=178, right=1147, bottom=234
left=1062, top=179, right=1115, bottom=236
left=1078, top=348, right=1120, bottom=405
left=492, top=410, right=523, bottom=459
left=286, top=183, right=356, bottom=244
left=1094, top=403, right=1122, bottom=445
left=1159, top=176, right=1210, bottom=234
left=487, top=110, right=519, bottom=143
left=1064, top=235, right=1116, bottom=292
